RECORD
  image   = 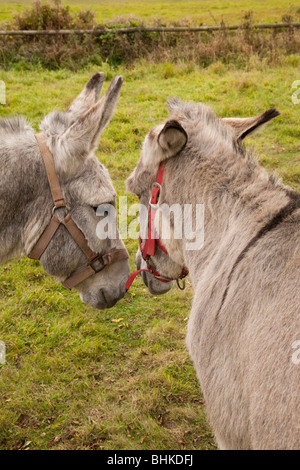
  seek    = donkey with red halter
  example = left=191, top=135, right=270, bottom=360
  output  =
left=127, top=98, right=300, bottom=449
left=126, top=160, right=189, bottom=292
left=0, top=73, right=129, bottom=310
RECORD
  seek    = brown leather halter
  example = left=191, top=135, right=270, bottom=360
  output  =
left=28, top=133, right=128, bottom=290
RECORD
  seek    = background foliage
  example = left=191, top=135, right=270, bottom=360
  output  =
left=0, top=0, right=299, bottom=69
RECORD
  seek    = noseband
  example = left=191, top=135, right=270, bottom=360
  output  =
left=126, top=162, right=189, bottom=291
left=28, top=133, right=128, bottom=290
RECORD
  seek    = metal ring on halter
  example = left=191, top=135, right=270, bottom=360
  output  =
left=176, top=278, right=186, bottom=290
left=149, top=201, right=159, bottom=210
left=52, top=204, right=70, bottom=215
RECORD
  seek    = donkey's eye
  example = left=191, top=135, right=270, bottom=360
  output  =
left=92, top=206, right=107, bottom=217
left=92, top=206, right=107, bottom=215
left=92, top=202, right=115, bottom=216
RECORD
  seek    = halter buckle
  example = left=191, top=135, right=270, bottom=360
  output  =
left=149, top=182, right=162, bottom=209
left=153, top=182, right=162, bottom=190
left=89, top=254, right=105, bottom=273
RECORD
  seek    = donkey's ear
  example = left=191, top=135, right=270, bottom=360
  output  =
left=57, top=76, right=123, bottom=172
left=158, top=120, right=187, bottom=158
left=223, top=108, right=280, bottom=141
left=94, top=75, right=124, bottom=135
left=67, top=72, right=105, bottom=119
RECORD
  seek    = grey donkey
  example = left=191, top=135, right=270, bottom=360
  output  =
left=0, top=72, right=130, bottom=309
left=126, top=97, right=300, bottom=449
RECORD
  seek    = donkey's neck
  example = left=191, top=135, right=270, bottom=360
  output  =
left=0, top=131, right=52, bottom=264
left=166, top=149, right=296, bottom=283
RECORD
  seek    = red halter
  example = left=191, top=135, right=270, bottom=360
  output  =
left=125, top=162, right=189, bottom=291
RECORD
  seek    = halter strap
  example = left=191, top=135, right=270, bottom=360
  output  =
left=142, top=162, right=165, bottom=257
left=35, top=133, right=66, bottom=209
left=125, top=267, right=171, bottom=291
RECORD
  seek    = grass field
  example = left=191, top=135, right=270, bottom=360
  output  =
left=0, top=0, right=299, bottom=25
left=0, top=56, right=299, bottom=450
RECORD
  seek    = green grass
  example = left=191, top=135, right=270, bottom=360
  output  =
left=0, top=0, right=299, bottom=24
left=0, top=57, right=299, bottom=449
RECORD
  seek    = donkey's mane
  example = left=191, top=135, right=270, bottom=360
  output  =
left=170, top=99, right=245, bottom=159
left=0, top=109, right=76, bottom=141
left=40, top=110, right=74, bottom=136
left=0, top=116, right=32, bottom=136
left=170, top=99, right=283, bottom=192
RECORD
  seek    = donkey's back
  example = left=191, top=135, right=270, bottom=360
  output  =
left=188, top=205, right=300, bottom=450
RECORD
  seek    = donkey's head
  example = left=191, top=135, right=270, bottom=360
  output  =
left=26, top=73, right=130, bottom=309
left=126, top=97, right=279, bottom=295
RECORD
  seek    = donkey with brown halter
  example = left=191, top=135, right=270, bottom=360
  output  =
left=0, top=73, right=129, bottom=310
left=126, top=97, right=300, bottom=449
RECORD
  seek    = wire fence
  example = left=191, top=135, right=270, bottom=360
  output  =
left=0, top=22, right=299, bottom=36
